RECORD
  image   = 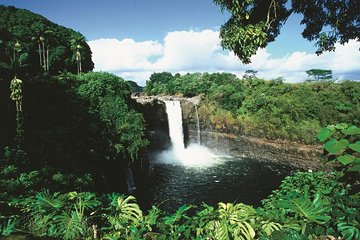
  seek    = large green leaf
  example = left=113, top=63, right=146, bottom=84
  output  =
left=278, top=193, right=330, bottom=225
left=324, top=139, right=349, bottom=155
left=270, top=229, right=307, bottom=240
left=317, top=127, right=335, bottom=142
left=341, top=126, right=360, bottom=135
left=338, top=222, right=360, bottom=240
left=337, top=155, right=356, bottom=165
left=335, top=123, right=349, bottom=130
left=163, top=205, right=192, bottom=225
left=36, top=190, right=65, bottom=211
left=348, top=165, right=360, bottom=172
left=53, top=212, right=87, bottom=240
left=213, top=220, right=230, bottom=240
left=234, top=221, right=255, bottom=240
left=260, top=221, right=282, bottom=236
left=349, top=141, right=360, bottom=152
left=116, top=195, right=143, bottom=223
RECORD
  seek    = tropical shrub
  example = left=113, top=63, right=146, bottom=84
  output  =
left=318, top=123, right=360, bottom=173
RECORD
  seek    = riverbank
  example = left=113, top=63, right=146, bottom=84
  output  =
left=194, top=130, right=325, bottom=170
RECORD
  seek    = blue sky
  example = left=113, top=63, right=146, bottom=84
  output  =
left=2, top=0, right=360, bottom=85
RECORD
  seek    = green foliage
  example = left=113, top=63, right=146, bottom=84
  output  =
left=212, top=202, right=256, bottom=240
left=145, top=72, right=359, bottom=143
left=318, top=123, right=360, bottom=172
left=9, top=190, right=102, bottom=239
left=213, top=0, right=359, bottom=63
left=0, top=219, right=18, bottom=236
left=337, top=222, right=360, bottom=240
left=306, top=69, right=333, bottom=81
left=0, top=5, right=94, bottom=78
left=278, top=192, right=331, bottom=226
left=260, top=171, right=359, bottom=239
left=77, top=72, right=149, bottom=163
left=267, top=228, right=308, bottom=240
left=2, top=173, right=357, bottom=239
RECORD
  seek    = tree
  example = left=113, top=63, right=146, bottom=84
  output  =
left=0, top=5, right=94, bottom=75
left=213, top=0, right=360, bottom=63
left=0, top=41, right=27, bottom=150
left=243, top=70, right=258, bottom=79
left=305, top=69, right=333, bottom=81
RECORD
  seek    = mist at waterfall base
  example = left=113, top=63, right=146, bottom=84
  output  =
left=155, top=101, right=219, bottom=167
left=135, top=100, right=296, bottom=212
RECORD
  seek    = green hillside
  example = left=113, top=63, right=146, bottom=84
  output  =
left=0, top=5, right=94, bottom=79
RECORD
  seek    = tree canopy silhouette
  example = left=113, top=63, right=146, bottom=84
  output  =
left=213, top=0, right=360, bottom=63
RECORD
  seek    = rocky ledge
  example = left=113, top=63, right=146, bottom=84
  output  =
left=133, top=94, right=326, bottom=171
left=196, top=131, right=325, bottom=171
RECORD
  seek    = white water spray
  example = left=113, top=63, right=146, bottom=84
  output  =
left=164, top=101, right=185, bottom=152
left=158, top=100, right=215, bottom=167
left=194, top=104, right=201, bottom=145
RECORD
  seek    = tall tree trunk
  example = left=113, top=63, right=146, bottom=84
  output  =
left=38, top=43, right=42, bottom=69
left=46, top=48, right=49, bottom=72
left=42, top=41, right=46, bottom=71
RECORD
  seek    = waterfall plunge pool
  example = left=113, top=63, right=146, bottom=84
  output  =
left=133, top=100, right=296, bottom=212
left=135, top=154, right=296, bottom=213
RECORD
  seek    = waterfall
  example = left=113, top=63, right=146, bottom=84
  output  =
left=159, top=100, right=215, bottom=167
left=194, top=104, right=201, bottom=145
left=164, top=101, right=185, bottom=152
left=125, top=167, right=136, bottom=194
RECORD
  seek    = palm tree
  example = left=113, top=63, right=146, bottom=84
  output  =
left=70, top=35, right=85, bottom=74
left=32, top=30, right=53, bottom=73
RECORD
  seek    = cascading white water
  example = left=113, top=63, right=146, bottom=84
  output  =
left=164, top=101, right=185, bottom=152
left=158, top=100, right=216, bottom=167
left=194, top=104, right=201, bottom=145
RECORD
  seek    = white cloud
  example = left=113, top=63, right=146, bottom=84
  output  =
left=88, top=38, right=163, bottom=72
left=153, top=30, right=227, bottom=71
left=88, top=30, right=360, bottom=85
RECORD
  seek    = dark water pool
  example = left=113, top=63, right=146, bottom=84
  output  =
left=135, top=156, right=296, bottom=212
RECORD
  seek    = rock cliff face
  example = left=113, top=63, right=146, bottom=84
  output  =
left=133, top=95, right=323, bottom=170
left=132, top=95, right=201, bottom=150
left=132, top=96, right=170, bottom=150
